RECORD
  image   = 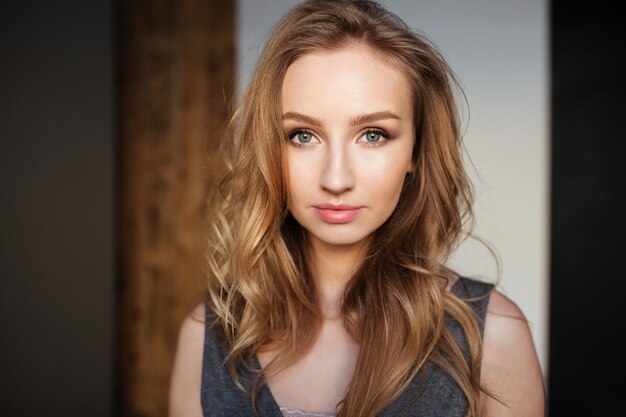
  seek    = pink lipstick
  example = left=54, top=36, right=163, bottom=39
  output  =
left=313, top=204, right=363, bottom=224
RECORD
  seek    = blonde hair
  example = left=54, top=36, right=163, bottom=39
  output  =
left=206, top=1, right=489, bottom=416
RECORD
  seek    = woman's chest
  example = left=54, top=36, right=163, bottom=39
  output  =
left=257, top=320, right=358, bottom=415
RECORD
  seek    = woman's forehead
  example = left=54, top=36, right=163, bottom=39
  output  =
left=281, top=44, right=414, bottom=123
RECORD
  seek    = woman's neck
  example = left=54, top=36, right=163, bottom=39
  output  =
left=308, top=236, right=368, bottom=319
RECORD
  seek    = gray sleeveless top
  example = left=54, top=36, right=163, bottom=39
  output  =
left=201, top=277, right=493, bottom=417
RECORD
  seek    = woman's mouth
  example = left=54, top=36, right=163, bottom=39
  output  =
left=313, top=204, right=363, bottom=224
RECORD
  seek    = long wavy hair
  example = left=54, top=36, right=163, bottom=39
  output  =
left=205, top=1, right=490, bottom=416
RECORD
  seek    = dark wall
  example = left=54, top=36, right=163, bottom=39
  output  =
left=549, top=1, right=626, bottom=416
left=0, top=1, right=114, bottom=416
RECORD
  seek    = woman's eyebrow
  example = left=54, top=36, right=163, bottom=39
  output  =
left=282, top=111, right=401, bottom=127
left=282, top=112, right=322, bottom=127
left=348, top=111, right=400, bottom=126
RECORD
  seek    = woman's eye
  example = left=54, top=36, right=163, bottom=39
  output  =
left=359, top=129, right=389, bottom=144
left=288, top=129, right=317, bottom=145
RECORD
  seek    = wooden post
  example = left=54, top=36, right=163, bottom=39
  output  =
left=118, top=1, right=234, bottom=415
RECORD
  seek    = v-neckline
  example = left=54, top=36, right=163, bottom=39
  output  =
left=252, top=277, right=464, bottom=416
left=251, top=354, right=288, bottom=417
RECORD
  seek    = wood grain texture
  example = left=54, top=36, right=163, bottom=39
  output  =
left=118, top=1, right=234, bottom=415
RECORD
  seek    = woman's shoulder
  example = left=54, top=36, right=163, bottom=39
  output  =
left=174, top=303, right=207, bottom=350
left=480, top=289, right=545, bottom=416
left=169, top=303, right=206, bottom=417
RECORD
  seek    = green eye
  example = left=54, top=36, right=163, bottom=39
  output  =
left=287, top=129, right=317, bottom=147
left=360, top=129, right=389, bottom=144
left=366, top=132, right=381, bottom=142
left=297, top=132, right=313, bottom=143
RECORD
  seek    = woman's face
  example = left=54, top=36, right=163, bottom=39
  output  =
left=282, top=43, right=415, bottom=251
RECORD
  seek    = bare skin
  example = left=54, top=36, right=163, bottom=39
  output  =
left=168, top=44, right=545, bottom=416
left=480, top=291, right=546, bottom=415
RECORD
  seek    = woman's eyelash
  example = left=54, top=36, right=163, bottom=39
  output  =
left=364, top=128, right=391, bottom=138
left=360, top=128, right=392, bottom=145
left=287, top=128, right=313, bottom=139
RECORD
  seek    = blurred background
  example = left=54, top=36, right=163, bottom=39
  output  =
left=0, top=0, right=623, bottom=416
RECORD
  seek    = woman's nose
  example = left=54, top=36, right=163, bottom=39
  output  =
left=319, top=143, right=355, bottom=195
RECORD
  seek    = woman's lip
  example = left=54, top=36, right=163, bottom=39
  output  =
left=314, top=204, right=362, bottom=210
left=313, top=205, right=363, bottom=223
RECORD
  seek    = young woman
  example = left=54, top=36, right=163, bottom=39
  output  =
left=169, top=1, right=545, bottom=416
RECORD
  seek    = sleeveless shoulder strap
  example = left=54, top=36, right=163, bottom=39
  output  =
left=450, top=276, right=494, bottom=337
left=201, top=305, right=282, bottom=417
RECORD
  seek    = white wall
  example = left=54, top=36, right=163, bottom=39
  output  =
left=238, top=0, right=549, bottom=375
